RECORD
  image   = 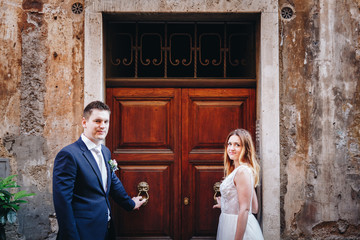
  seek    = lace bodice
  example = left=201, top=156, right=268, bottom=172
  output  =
left=220, top=165, right=254, bottom=215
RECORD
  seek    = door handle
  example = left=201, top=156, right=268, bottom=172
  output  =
left=137, top=181, right=149, bottom=205
left=213, top=182, right=221, bottom=204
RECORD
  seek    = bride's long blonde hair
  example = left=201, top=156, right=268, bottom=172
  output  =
left=223, top=129, right=260, bottom=187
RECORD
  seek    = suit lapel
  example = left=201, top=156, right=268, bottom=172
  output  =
left=77, top=138, right=106, bottom=194
left=101, top=147, right=111, bottom=194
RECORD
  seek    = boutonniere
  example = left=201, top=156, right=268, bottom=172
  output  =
left=108, top=159, right=119, bottom=172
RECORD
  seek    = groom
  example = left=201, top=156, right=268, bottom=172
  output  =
left=53, top=101, right=144, bottom=240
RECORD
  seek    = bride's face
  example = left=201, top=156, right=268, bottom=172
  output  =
left=227, top=135, right=242, bottom=162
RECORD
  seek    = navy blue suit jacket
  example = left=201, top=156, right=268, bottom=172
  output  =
left=53, top=138, right=135, bottom=240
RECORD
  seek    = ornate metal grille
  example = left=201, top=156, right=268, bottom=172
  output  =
left=106, top=21, right=255, bottom=79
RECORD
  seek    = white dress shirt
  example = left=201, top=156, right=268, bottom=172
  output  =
left=81, top=134, right=110, bottom=220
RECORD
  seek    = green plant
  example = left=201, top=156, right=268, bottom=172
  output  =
left=0, top=175, right=35, bottom=240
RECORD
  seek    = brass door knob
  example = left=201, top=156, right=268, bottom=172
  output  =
left=184, top=197, right=189, bottom=206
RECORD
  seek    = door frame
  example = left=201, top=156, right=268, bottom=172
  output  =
left=83, top=2, right=280, bottom=239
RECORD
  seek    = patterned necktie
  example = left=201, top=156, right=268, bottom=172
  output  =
left=93, top=147, right=107, bottom=191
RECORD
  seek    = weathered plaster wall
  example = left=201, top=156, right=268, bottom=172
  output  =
left=0, top=0, right=84, bottom=239
left=280, top=0, right=360, bottom=239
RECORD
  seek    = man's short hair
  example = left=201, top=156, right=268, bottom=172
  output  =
left=83, top=101, right=111, bottom=119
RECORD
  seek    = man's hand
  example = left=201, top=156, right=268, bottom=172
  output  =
left=132, top=196, right=146, bottom=210
left=213, top=196, right=221, bottom=209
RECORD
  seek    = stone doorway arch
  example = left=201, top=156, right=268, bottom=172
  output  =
left=83, top=1, right=280, bottom=239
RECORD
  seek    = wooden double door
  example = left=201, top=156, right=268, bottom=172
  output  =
left=106, top=87, right=255, bottom=239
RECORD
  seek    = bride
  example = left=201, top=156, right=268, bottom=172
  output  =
left=213, top=129, right=264, bottom=240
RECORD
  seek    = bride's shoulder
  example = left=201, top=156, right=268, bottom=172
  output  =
left=234, top=164, right=254, bottom=177
left=237, top=164, right=252, bottom=171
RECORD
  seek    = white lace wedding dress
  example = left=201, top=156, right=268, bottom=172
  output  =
left=216, top=165, right=264, bottom=240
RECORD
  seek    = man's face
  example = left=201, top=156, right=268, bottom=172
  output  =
left=82, top=109, right=110, bottom=144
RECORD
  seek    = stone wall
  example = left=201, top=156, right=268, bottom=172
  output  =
left=279, top=0, right=360, bottom=239
left=0, top=0, right=84, bottom=239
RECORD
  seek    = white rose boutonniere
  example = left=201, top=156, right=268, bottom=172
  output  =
left=108, top=159, right=119, bottom=172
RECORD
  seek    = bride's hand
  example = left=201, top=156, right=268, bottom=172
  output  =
left=213, top=196, right=221, bottom=209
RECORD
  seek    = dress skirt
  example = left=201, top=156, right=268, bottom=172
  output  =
left=216, top=212, right=264, bottom=240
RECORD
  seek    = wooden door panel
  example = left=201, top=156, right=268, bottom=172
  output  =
left=113, top=166, right=171, bottom=237
left=107, top=88, right=180, bottom=239
left=182, top=88, right=256, bottom=239
left=189, top=100, right=245, bottom=152
left=109, top=88, right=178, bottom=154
left=187, top=88, right=256, bottom=137
left=119, top=101, right=171, bottom=147
left=188, top=88, right=255, bottom=154
left=193, top=166, right=223, bottom=235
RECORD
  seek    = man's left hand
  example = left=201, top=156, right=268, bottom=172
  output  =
left=132, top=196, right=146, bottom=210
